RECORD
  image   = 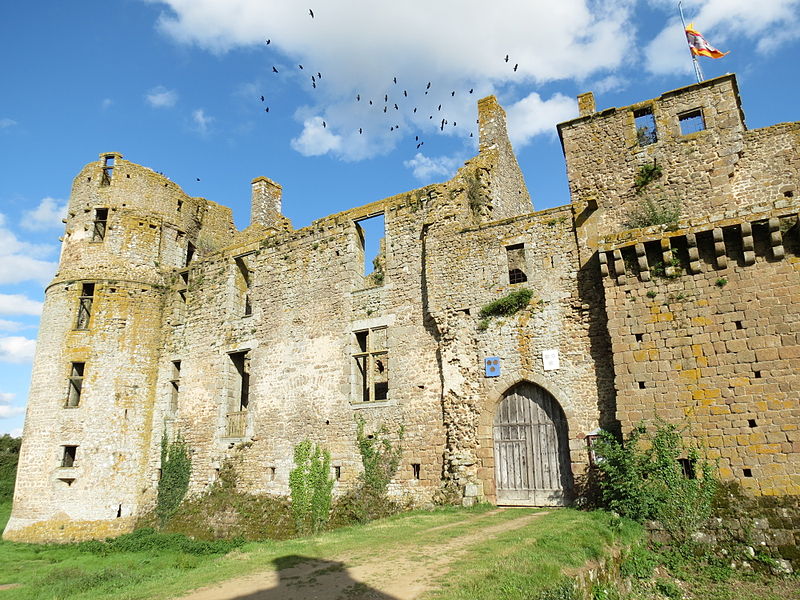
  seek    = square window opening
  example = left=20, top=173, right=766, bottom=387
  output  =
left=634, top=107, right=657, bottom=146
left=638, top=381, right=646, bottom=389
left=635, top=333, right=644, bottom=342
left=743, top=468, right=753, bottom=478
left=679, top=109, right=706, bottom=135
left=748, top=419, right=757, bottom=428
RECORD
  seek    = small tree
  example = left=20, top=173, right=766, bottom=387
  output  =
left=289, top=440, right=334, bottom=535
left=593, top=420, right=716, bottom=545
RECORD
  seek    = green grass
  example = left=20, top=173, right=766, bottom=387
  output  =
left=0, top=504, right=639, bottom=600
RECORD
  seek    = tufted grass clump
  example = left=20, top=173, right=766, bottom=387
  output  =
left=479, top=288, right=534, bottom=319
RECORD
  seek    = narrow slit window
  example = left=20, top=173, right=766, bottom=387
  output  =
left=334, top=466, right=341, bottom=480
left=61, top=445, right=78, bottom=468
left=353, top=327, right=389, bottom=402
left=506, top=243, right=527, bottom=284
left=101, top=155, right=115, bottom=186
left=76, top=283, right=95, bottom=330
left=634, top=107, right=657, bottom=146
left=355, top=213, right=386, bottom=285
left=91, top=208, right=109, bottom=242
left=169, top=360, right=181, bottom=413
left=677, top=458, right=696, bottom=479
left=679, top=109, right=705, bottom=135
left=66, top=362, right=85, bottom=408
left=412, top=463, right=421, bottom=480
left=225, top=351, right=250, bottom=438
left=185, top=242, right=196, bottom=267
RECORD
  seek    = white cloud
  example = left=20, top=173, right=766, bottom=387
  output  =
left=403, top=153, right=462, bottom=181
left=0, top=294, right=43, bottom=316
left=0, top=393, right=24, bottom=420
left=191, top=108, right=213, bottom=134
left=101, top=98, right=114, bottom=110
left=146, top=85, right=179, bottom=108
left=145, top=0, right=638, bottom=158
left=21, top=197, right=68, bottom=231
left=0, top=118, right=17, bottom=129
left=291, top=116, right=343, bottom=156
left=0, top=393, right=13, bottom=403
left=0, top=336, right=36, bottom=364
left=645, top=0, right=800, bottom=75
left=506, top=93, right=578, bottom=148
left=0, top=214, right=58, bottom=284
left=0, top=320, right=28, bottom=332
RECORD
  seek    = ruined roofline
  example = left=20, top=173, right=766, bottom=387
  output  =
left=555, top=73, right=746, bottom=150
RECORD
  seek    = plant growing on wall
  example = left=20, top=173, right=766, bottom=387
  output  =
left=479, top=288, right=535, bottom=320
left=356, top=416, right=404, bottom=495
left=592, top=420, right=716, bottom=545
left=156, top=432, right=192, bottom=524
left=633, top=161, right=663, bottom=194
left=289, top=440, right=334, bottom=535
left=623, top=197, right=681, bottom=230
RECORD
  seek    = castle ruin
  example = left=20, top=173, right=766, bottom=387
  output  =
left=4, top=74, right=799, bottom=543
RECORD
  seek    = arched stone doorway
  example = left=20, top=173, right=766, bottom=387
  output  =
left=493, top=382, right=573, bottom=506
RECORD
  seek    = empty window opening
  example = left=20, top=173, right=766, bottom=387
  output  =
left=743, top=468, right=753, bottom=478
left=185, top=242, right=196, bottom=267
left=334, top=466, right=341, bottom=480
left=353, top=327, right=389, bottom=402
left=61, top=445, right=78, bottom=468
left=234, top=255, right=254, bottom=316
left=748, top=419, right=757, bottom=428
left=735, top=320, right=743, bottom=330
left=66, top=362, right=85, bottom=408
left=170, top=360, right=181, bottom=413
left=678, top=458, right=696, bottom=479
left=268, top=466, right=276, bottom=481
left=104, top=156, right=115, bottom=167
left=230, top=351, right=251, bottom=411
left=785, top=190, right=794, bottom=198
left=412, top=463, right=421, bottom=480
left=177, top=199, right=183, bottom=212
left=753, top=370, right=762, bottom=379
left=76, top=283, right=95, bottom=330
left=91, top=208, right=109, bottom=242
left=101, top=156, right=115, bottom=185
left=635, top=333, right=644, bottom=343
left=355, top=213, right=386, bottom=281
left=638, top=381, right=646, bottom=389
left=116, top=504, right=122, bottom=518
left=679, top=109, right=705, bottom=135
left=634, top=107, right=657, bottom=146
left=506, top=243, right=528, bottom=284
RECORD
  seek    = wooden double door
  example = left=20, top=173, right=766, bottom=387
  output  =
left=493, top=383, right=572, bottom=506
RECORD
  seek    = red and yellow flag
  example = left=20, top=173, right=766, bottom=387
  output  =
left=685, top=23, right=729, bottom=59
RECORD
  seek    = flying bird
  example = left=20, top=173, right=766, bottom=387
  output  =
left=415, top=135, right=418, bottom=141
left=196, top=178, right=200, bottom=181
left=413, top=107, right=417, bottom=113
left=369, top=100, right=373, bottom=105
left=312, top=82, right=316, bottom=88
left=451, top=91, right=455, bottom=96
left=513, top=63, right=518, bottom=72
left=299, top=64, right=304, bottom=69
left=393, top=77, right=397, bottom=84
left=384, top=106, right=387, bottom=112
left=265, top=107, right=269, bottom=112
left=394, top=103, right=398, bottom=110
left=272, top=66, right=279, bottom=73
left=322, top=121, right=326, bottom=128
left=453, top=121, right=456, bottom=126
left=417, top=142, right=423, bottom=149
left=470, top=132, right=473, bottom=137
left=260, top=96, right=264, bottom=102
left=357, top=94, right=360, bottom=101
left=505, top=54, right=509, bottom=62
left=309, top=9, right=314, bottom=18
left=440, top=119, right=445, bottom=131
left=266, top=39, right=271, bottom=45
left=390, top=126, right=394, bottom=131
left=438, top=104, right=441, bottom=111
left=317, top=72, right=322, bottom=79
left=469, top=88, right=474, bottom=94
left=359, top=128, right=363, bottom=134
left=426, top=82, right=431, bottom=89
left=403, top=90, right=407, bottom=97
left=384, top=94, right=388, bottom=102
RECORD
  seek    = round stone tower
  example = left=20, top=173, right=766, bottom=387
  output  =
left=3, top=153, right=233, bottom=542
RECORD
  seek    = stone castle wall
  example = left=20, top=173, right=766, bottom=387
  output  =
left=5, top=74, right=799, bottom=542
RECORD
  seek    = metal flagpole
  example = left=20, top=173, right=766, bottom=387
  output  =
left=679, top=1, right=704, bottom=83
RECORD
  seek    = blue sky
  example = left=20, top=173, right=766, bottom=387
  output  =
left=1, top=0, right=799, bottom=435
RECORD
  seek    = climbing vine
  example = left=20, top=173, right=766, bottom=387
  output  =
left=356, top=417, right=404, bottom=494
left=156, top=432, right=192, bottom=524
left=289, top=440, right=334, bottom=534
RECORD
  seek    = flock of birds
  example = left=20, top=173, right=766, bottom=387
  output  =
left=258, top=8, right=524, bottom=151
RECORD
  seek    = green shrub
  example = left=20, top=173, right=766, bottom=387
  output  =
left=156, top=433, right=191, bottom=524
left=289, top=440, right=334, bottom=535
left=592, top=420, right=716, bottom=545
left=0, top=433, right=21, bottom=501
left=620, top=543, right=659, bottom=579
left=479, top=288, right=534, bottom=319
left=74, top=527, right=243, bottom=556
left=623, top=197, right=681, bottom=230
left=633, top=162, right=663, bottom=194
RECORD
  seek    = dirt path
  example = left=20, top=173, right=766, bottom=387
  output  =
left=179, top=509, right=547, bottom=600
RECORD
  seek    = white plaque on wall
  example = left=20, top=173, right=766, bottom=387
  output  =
left=542, top=349, right=560, bottom=371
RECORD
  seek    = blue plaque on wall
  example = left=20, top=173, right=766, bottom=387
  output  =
left=484, top=357, right=500, bottom=377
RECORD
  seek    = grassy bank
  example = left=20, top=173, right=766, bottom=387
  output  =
left=0, top=506, right=638, bottom=600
